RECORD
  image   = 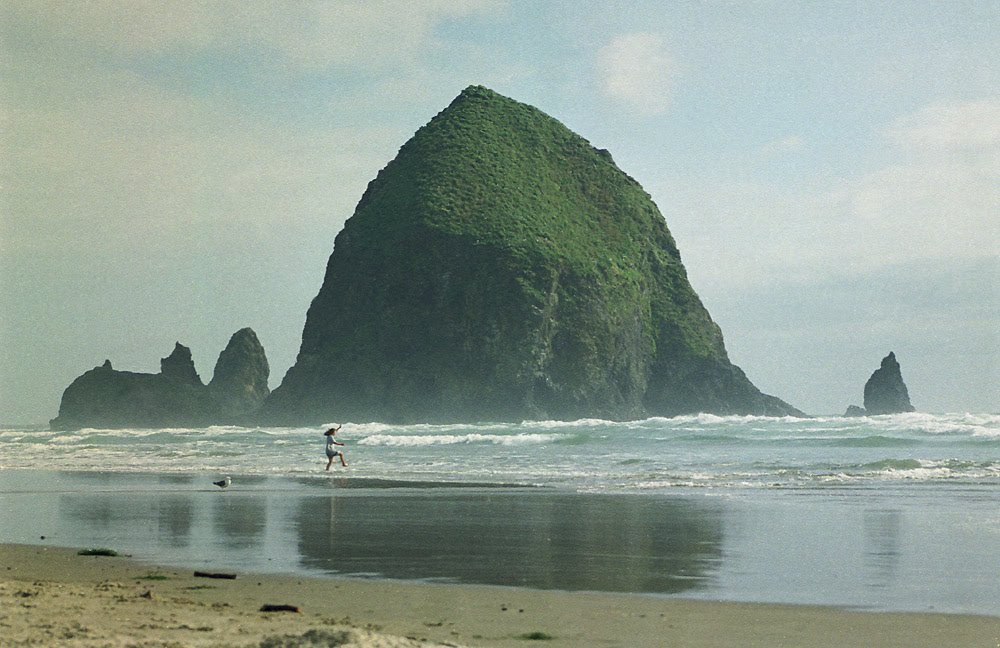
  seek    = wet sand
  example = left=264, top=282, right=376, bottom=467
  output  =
left=2, top=543, right=998, bottom=648
left=5, top=470, right=1000, bottom=615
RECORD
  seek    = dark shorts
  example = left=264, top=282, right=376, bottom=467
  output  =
left=326, top=450, right=341, bottom=458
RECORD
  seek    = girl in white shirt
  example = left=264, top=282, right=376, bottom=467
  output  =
left=324, top=425, right=348, bottom=469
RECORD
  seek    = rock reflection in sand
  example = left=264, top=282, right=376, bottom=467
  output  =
left=295, top=492, right=724, bottom=593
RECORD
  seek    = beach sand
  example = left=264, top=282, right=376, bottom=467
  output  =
left=2, top=543, right=997, bottom=647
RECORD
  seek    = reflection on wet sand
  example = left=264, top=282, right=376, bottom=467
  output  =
left=212, top=496, right=268, bottom=549
left=1, top=470, right=998, bottom=613
left=863, top=509, right=901, bottom=588
left=60, top=494, right=113, bottom=529
left=157, top=496, right=194, bottom=547
left=295, top=492, right=724, bottom=594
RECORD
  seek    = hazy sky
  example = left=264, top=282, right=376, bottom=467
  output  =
left=2, top=1, right=997, bottom=424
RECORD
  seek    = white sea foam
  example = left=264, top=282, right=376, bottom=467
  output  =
left=358, top=432, right=567, bottom=447
left=864, top=412, right=1000, bottom=436
left=44, top=433, right=81, bottom=444
left=519, top=418, right=614, bottom=429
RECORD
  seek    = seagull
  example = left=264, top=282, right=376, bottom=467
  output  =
left=213, top=476, right=231, bottom=489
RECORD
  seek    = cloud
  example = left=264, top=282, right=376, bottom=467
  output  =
left=658, top=98, right=1000, bottom=295
left=846, top=98, right=1000, bottom=264
left=884, top=99, right=1000, bottom=152
left=757, top=135, right=805, bottom=160
left=2, top=67, right=397, bottom=254
left=2, top=0, right=505, bottom=70
left=596, top=32, right=674, bottom=116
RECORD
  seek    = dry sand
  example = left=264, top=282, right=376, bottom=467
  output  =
left=1, top=543, right=997, bottom=647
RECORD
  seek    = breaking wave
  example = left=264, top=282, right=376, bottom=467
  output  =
left=1, top=412, right=997, bottom=492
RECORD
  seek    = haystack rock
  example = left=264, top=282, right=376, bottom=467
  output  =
left=863, top=352, right=915, bottom=415
left=263, top=86, right=801, bottom=424
left=208, top=327, right=270, bottom=420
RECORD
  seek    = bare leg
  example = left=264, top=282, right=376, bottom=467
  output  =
left=326, top=456, right=333, bottom=471
left=340, top=454, right=348, bottom=467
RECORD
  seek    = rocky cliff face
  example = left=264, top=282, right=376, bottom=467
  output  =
left=863, top=352, right=915, bottom=415
left=264, top=86, right=800, bottom=424
left=208, top=328, right=270, bottom=421
left=51, top=331, right=269, bottom=430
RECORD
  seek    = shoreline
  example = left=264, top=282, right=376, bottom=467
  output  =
left=2, top=543, right=998, bottom=648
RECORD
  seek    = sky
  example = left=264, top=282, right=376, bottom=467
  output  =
left=1, top=1, right=997, bottom=424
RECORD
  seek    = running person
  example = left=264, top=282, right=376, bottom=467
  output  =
left=324, top=425, right=348, bottom=470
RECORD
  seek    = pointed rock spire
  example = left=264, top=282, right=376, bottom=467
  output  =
left=160, top=342, right=202, bottom=385
left=863, top=352, right=915, bottom=415
left=209, top=327, right=270, bottom=419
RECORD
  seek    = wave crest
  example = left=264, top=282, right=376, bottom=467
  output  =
left=358, top=433, right=567, bottom=447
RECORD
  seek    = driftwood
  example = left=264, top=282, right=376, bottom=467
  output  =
left=193, top=571, right=237, bottom=580
left=260, top=604, right=301, bottom=613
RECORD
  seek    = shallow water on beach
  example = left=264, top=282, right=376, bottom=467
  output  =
left=1, top=413, right=999, bottom=615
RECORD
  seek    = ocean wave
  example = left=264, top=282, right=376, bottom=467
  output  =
left=863, top=412, right=1000, bottom=437
left=345, top=421, right=516, bottom=436
left=817, top=457, right=1000, bottom=483
left=668, top=433, right=744, bottom=444
left=358, top=432, right=568, bottom=447
left=519, top=418, right=615, bottom=429
left=859, top=458, right=925, bottom=471
left=3, top=412, right=998, bottom=491
left=47, top=434, right=85, bottom=444
left=826, top=435, right=919, bottom=448
left=640, top=413, right=809, bottom=427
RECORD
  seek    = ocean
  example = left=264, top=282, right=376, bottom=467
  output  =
left=1, top=412, right=999, bottom=615
left=4, top=413, right=999, bottom=490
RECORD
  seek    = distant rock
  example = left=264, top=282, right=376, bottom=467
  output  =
left=863, top=352, right=915, bottom=415
left=843, top=404, right=867, bottom=417
left=51, top=330, right=270, bottom=430
left=160, top=342, right=203, bottom=385
left=262, top=85, right=801, bottom=424
left=50, top=343, right=217, bottom=430
left=208, top=328, right=270, bottom=421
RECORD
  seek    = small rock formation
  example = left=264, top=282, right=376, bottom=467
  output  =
left=208, top=328, right=270, bottom=421
left=51, top=330, right=269, bottom=430
left=263, top=85, right=801, bottom=424
left=843, top=404, right=867, bottom=417
left=862, top=352, right=915, bottom=415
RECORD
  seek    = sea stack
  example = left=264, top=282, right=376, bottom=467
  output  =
left=863, top=352, right=915, bottom=415
left=208, top=328, right=270, bottom=421
left=51, top=330, right=270, bottom=430
left=50, top=342, right=218, bottom=430
left=263, top=85, right=800, bottom=424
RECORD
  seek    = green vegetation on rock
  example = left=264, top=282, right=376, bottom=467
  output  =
left=265, top=86, right=800, bottom=423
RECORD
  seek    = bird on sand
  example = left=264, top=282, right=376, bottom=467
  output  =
left=213, top=476, right=231, bottom=489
